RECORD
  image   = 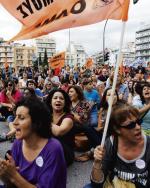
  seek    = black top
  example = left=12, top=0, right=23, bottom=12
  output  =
left=92, top=135, right=150, bottom=188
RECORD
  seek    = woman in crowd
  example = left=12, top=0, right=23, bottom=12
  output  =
left=97, top=87, right=119, bottom=133
left=45, top=89, right=74, bottom=166
left=74, top=87, right=119, bottom=162
left=84, top=103, right=150, bottom=188
left=18, top=72, right=28, bottom=89
left=6, top=88, right=37, bottom=140
left=132, top=82, right=150, bottom=135
left=0, top=80, right=22, bottom=120
left=23, top=87, right=36, bottom=98
left=127, top=80, right=136, bottom=104
left=0, top=87, right=37, bottom=142
left=42, top=81, right=53, bottom=99
left=0, top=97, right=66, bottom=188
left=68, top=85, right=93, bottom=129
left=68, top=85, right=94, bottom=156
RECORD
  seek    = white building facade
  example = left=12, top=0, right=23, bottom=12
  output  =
left=35, top=36, right=56, bottom=61
left=66, top=42, right=87, bottom=67
left=135, top=24, right=150, bottom=63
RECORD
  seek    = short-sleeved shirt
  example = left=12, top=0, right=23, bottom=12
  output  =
left=84, top=89, right=101, bottom=126
left=11, top=138, right=67, bottom=188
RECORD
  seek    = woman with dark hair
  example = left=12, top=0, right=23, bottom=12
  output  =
left=84, top=103, right=150, bottom=188
left=0, top=87, right=37, bottom=142
left=132, top=82, right=150, bottom=135
left=68, top=85, right=93, bottom=126
left=97, top=87, right=119, bottom=133
left=0, top=80, right=22, bottom=120
left=72, top=87, right=119, bottom=162
left=0, top=97, right=66, bottom=188
left=45, top=88, right=74, bottom=166
left=3, top=88, right=37, bottom=140
left=127, top=80, right=137, bottom=104
left=23, top=87, right=36, bottom=98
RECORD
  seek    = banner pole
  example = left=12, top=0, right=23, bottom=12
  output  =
left=101, top=21, right=126, bottom=147
left=69, top=29, right=71, bottom=66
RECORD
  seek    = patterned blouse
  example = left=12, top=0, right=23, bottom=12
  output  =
left=71, top=100, right=94, bottom=123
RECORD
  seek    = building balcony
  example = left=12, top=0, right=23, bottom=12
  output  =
left=136, top=46, right=150, bottom=51
left=136, top=53, right=150, bottom=57
left=136, top=32, right=150, bottom=39
left=136, top=40, right=150, bottom=45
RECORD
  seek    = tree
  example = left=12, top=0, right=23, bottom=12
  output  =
left=43, top=49, right=48, bottom=67
left=39, top=52, right=42, bottom=66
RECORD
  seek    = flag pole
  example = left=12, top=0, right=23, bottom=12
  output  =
left=101, top=21, right=126, bottom=147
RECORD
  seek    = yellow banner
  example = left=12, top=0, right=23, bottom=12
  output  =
left=0, top=0, right=130, bottom=41
left=49, top=52, right=65, bottom=69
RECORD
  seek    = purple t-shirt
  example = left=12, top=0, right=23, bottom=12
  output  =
left=11, top=138, right=67, bottom=188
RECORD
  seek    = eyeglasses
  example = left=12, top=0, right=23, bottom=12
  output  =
left=8, top=84, right=13, bottom=87
left=119, top=119, right=143, bottom=129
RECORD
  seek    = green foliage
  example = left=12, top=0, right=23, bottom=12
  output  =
left=43, top=49, right=48, bottom=67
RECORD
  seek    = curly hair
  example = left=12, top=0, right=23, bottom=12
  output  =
left=45, top=88, right=71, bottom=114
left=135, top=82, right=150, bottom=104
left=15, top=97, right=51, bottom=138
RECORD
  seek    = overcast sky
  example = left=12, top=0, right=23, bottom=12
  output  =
left=0, top=0, right=149, bottom=55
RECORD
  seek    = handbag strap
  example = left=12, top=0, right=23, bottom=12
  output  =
left=140, top=107, right=149, bottom=120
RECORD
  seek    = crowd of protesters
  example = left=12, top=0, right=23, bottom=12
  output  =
left=0, top=62, right=150, bottom=187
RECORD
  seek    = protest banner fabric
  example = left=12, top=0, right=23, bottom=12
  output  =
left=0, top=0, right=130, bottom=40
left=49, top=52, right=65, bottom=69
left=85, top=58, right=93, bottom=68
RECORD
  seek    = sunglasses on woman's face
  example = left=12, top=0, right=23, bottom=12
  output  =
left=119, top=119, right=143, bottom=129
left=7, top=83, right=13, bottom=87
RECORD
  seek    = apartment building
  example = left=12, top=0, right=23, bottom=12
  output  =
left=14, top=44, right=36, bottom=68
left=0, top=38, right=14, bottom=68
left=66, top=42, right=87, bottom=67
left=35, top=36, right=56, bottom=61
left=135, top=24, right=150, bottom=63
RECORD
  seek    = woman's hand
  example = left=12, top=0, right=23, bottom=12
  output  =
left=0, top=155, right=36, bottom=188
left=94, top=145, right=105, bottom=162
left=0, top=154, right=19, bottom=181
left=6, top=90, right=12, bottom=97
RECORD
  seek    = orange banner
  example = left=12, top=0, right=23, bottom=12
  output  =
left=49, top=52, right=65, bottom=69
left=0, top=0, right=130, bottom=41
left=85, top=58, right=93, bottom=68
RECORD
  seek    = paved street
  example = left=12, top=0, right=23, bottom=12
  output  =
left=0, top=122, right=92, bottom=188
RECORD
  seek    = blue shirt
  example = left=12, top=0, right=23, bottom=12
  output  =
left=84, top=89, right=100, bottom=127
